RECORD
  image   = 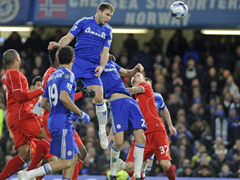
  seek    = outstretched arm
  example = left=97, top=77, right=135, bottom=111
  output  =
left=48, top=33, right=75, bottom=49
left=119, top=63, right=144, bottom=78
left=127, top=86, right=145, bottom=95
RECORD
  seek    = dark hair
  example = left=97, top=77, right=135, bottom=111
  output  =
left=57, top=46, right=74, bottom=65
left=3, top=49, right=18, bottom=66
left=49, top=45, right=60, bottom=66
left=98, top=2, right=114, bottom=12
left=32, top=76, right=42, bottom=86
left=145, top=77, right=152, bottom=84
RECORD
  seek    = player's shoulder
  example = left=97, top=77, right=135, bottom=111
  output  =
left=104, top=23, right=112, bottom=30
left=63, top=68, right=75, bottom=83
left=154, top=92, right=163, bottom=99
left=75, top=16, right=94, bottom=25
left=7, top=69, right=22, bottom=78
left=139, top=81, right=151, bottom=89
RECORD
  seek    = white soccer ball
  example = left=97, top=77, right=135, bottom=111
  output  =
left=170, top=1, right=188, bottom=19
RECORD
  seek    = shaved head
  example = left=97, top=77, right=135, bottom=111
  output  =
left=3, top=49, right=19, bottom=66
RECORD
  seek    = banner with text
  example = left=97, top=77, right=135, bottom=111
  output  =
left=33, top=0, right=240, bottom=27
left=0, top=0, right=33, bottom=25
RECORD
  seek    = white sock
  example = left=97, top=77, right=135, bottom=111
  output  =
left=133, top=144, right=145, bottom=178
left=96, top=102, right=107, bottom=133
left=117, top=158, right=126, bottom=171
left=141, top=160, right=148, bottom=177
left=27, top=163, right=52, bottom=178
left=110, top=145, right=120, bottom=176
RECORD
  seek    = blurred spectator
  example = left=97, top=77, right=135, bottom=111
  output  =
left=166, top=29, right=188, bottom=58
left=213, top=104, right=229, bottom=145
left=123, top=34, right=139, bottom=58
left=148, top=29, right=164, bottom=54
left=131, top=42, right=154, bottom=78
left=3, top=32, right=23, bottom=52
left=218, top=163, right=233, bottom=177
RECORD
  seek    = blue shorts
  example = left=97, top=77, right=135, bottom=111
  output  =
left=72, top=57, right=102, bottom=87
left=109, top=97, right=147, bottom=134
left=49, top=127, right=79, bottom=159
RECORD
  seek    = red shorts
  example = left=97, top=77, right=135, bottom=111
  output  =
left=74, top=130, right=83, bottom=146
left=126, top=130, right=171, bottom=163
left=9, top=115, right=41, bottom=150
left=30, top=138, right=53, bottom=160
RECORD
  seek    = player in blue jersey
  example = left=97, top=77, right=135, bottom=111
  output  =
left=48, top=2, right=114, bottom=149
left=100, top=60, right=146, bottom=180
left=18, top=46, right=90, bottom=180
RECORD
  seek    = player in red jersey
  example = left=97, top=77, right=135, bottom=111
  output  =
left=125, top=72, right=177, bottom=180
left=27, top=46, right=95, bottom=180
left=0, top=49, right=48, bottom=180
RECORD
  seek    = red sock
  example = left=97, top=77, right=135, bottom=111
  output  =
left=28, top=139, right=49, bottom=171
left=0, top=155, right=25, bottom=180
left=72, top=160, right=83, bottom=180
left=164, top=164, right=176, bottom=180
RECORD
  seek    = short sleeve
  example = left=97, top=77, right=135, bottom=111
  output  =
left=104, top=29, right=112, bottom=48
left=43, top=83, right=49, bottom=99
left=9, top=71, right=23, bottom=92
left=60, top=72, right=75, bottom=94
left=113, top=62, right=121, bottom=72
left=69, top=18, right=84, bottom=36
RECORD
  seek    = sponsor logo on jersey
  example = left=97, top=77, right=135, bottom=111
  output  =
left=85, top=27, right=106, bottom=39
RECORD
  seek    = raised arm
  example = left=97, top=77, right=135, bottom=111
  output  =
left=119, top=63, right=144, bottom=78
left=48, top=33, right=75, bottom=49
left=58, top=33, right=75, bottom=47
left=127, top=86, right=145, bottom=95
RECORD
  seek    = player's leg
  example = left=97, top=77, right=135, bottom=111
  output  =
left=159, top=160, right=176, bottom=180
left=28, top=139, right=50, bottom=171
left=18, top=155, right=78, bottom=180
left=153, top=131, right=176, bottom=180
left=0, top=121, right=34, bottom=180
left=142, top=154, right=154, bottom=177
left=87, top=84, right=108, bottom=149
left=109, top=131, right=124, bottom=179
left=108, top=98, right=130, bottom=179
left=72, top=131, right=87, bottom=180
left=18, top=127, right=79, bottom=180
left=129, top=100, right=146, bottom=178
left=0, top=143, right=30, bottom=180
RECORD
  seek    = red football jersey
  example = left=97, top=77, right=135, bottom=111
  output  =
left=42, top=67, right=57, bottom=138
left=42, top=67, right=56, bottom=91
left=2, top=69, right=36, bottom=126
left=134, top=81, right=166, bottom=134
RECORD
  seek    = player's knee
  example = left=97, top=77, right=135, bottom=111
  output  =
left=134, top=130, right=146, bottom=144
left=126, top=162, right=134, bottom=173
left=160, top=160, right=171, bottom=171
left=18, top=145, right=31, bottom=162
left=94, top=95, right=103, bottom=103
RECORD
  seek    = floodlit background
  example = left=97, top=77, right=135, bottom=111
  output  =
left=0, top=0, right=240, bottom=179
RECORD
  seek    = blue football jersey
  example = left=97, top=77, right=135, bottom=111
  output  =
left=69, top=16, right=112, bottom=64
left=154, top=92, right=166, bottom=112
left=100, top=61, right=131, bottom=98
left=43, top=67, right=76, bottom=130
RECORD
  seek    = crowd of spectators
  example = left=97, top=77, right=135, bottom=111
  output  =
left=0, top=28, right=240, bottom=178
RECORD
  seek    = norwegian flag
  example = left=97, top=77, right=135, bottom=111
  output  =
left=38, top=0, right=66, bottom=19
